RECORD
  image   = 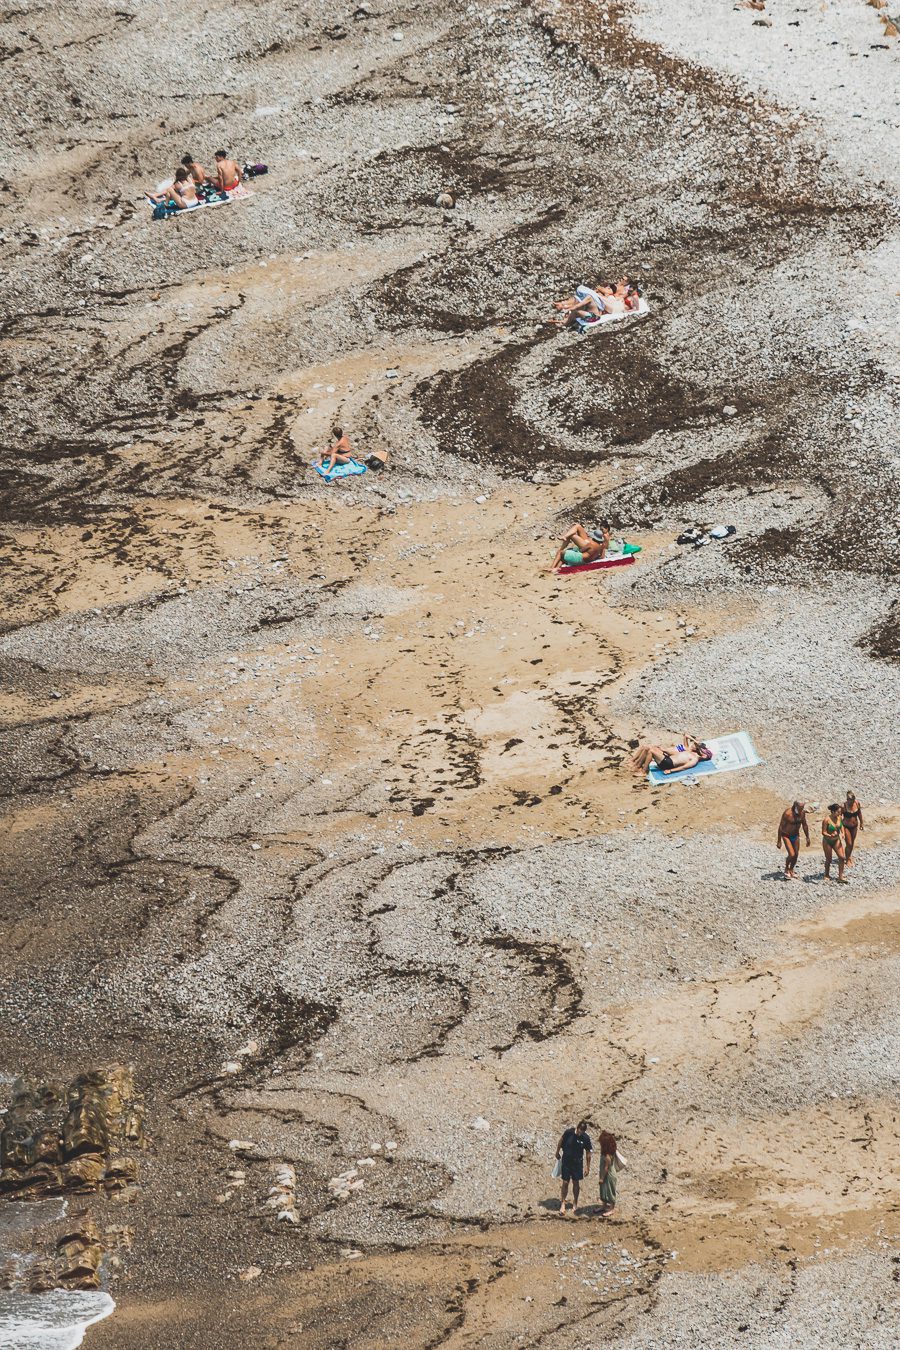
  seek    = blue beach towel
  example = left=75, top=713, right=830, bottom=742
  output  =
left=312, top=458, right=367, bottom=482
left=648, top=730, right=762, bottom=785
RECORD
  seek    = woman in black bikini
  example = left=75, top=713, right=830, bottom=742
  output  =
left=822, top=804, right=848, bottom=883
left=842, top=791, right=863, bottom=866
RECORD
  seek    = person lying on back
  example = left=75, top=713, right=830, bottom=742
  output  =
left=549, top=521, right=609, bottom=571
left=551, top=285, right=606, bottom=327
left=597, top=284, right=626, bottom=315
left=629, top=734, right=711, bottom=776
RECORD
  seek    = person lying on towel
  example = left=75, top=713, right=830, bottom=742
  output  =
left=551, top=285, right=608, bottom=328
left=629, top=734, right=712, bottom=776
left=549, top=521, right=610, bottom=571
left=551, top=278, right=639, bottom=327
left=313, top=425, right=354, bottom=475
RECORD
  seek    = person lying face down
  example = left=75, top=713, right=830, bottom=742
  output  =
left=549, top=521, right=610, bottom=571
left=629, top=733, right=712, bottom=776
left=214, top=150, right=243, bottom=192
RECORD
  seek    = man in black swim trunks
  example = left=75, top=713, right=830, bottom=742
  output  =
left=555, top=1119, right=592, bottom=1216
left=630, top=733, right=706, bottom=776
left=777, top=800, right=810, bottom=880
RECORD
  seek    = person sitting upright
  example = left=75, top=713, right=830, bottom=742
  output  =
left=149, top=167, right=199, bottom=210
left=170, top=167, right=201, bottom=209
left=550, top=521, right=609, bottom=571
left=181, top=153, right=207, bottom=186
left=214, top=150, right=243, bottom=193
left=314, top=426, right=354, bottom=475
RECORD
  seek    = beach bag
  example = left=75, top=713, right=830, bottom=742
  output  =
left=551, top=1157, right=562, bottom=1179
left=614, top=1149, right=628, bottom=1170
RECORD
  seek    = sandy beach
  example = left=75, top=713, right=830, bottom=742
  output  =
left=1, top=0, right=898, bottom=1345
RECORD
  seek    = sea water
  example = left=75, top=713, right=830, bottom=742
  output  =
left=0, top=1291, right=114, bottom=1349
left=0, top=1202, right=114, bottom=1349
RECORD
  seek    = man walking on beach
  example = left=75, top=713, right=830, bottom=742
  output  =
left=555, top=1119, right=592, bottom=1216
left=777, top=801, right=810, bottom=880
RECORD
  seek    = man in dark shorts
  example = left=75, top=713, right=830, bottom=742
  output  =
left=555, top=1119, right=592, bottom=1215
left=777, top=800, right=810, bottom=880
left=630, top=733, right=708, bottom=776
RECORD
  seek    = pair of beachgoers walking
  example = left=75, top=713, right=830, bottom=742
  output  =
left=555, top=1121, right=619, bottom=1217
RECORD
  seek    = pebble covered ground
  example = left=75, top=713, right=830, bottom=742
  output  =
left=0, top=0, right=898, bottom=1346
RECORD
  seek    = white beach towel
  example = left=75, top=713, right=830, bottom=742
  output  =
left=577, top=297, right=650, bottom=331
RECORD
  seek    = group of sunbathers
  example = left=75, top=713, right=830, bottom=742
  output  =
left=629, top=734, right=713, bottom=776
left=148, top=150, right=245, bottom=211
left=550, top=277, right=642, bottom=328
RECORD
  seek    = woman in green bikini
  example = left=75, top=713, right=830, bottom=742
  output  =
left=822, top=804, right=848, bottom=883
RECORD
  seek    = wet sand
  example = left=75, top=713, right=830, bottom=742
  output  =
left=1, top=0, right=899, bottom=1346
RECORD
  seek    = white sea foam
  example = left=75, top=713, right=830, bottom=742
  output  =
left=0, top=1291, right=114, bottom=1349
left=0, top=1203, right=110, bottom=1348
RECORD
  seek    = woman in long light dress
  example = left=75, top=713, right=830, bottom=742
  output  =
left=598, top=1131, right=619, bottom=1216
